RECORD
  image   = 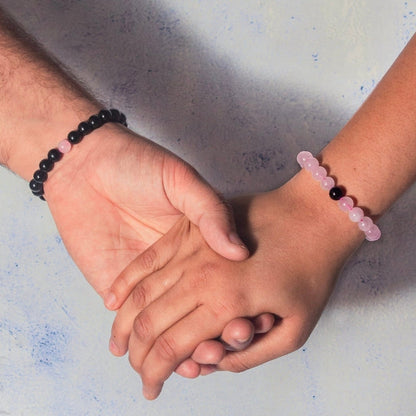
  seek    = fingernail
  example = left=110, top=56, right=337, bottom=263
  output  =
left=104, top=292, right=117, bottom=310
left=236, top=335, right=252, bottom=344
left=228, top=232, right=247, bottom=249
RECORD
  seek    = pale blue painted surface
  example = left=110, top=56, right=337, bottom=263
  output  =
left=0, top=1, right=415, bottom=415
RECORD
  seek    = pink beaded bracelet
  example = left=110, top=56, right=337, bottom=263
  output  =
left=297, top=151, right=381, bottom=241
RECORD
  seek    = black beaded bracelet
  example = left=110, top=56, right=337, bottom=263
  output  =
left=29, top=109, right=127, bottom=200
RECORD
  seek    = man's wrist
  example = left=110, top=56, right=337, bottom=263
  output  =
left=5, top=101, right=101, bottom=181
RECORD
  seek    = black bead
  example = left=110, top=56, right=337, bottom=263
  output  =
left=119, top=112, right=127, bottom=125
left=68, top=130, right=83, bottom=144
left=78, top=121, right=93, bottom=135
left=88, top=115, right=103, bottom=129
left=29, top=179, right=44, bottom=192
left=98, top=109, right=112, bottom=123
left=48, top=148, right=63, bottom=162
left=39, top=195, right=46, bottom=201
left=33, top=169, right=48, bottom=183
left=29, top=110, right=127, bottom=201
left=109, top=108, right=121, bottom=122
left=39, top=158, right=54, bottom=172
left=329, top=187, right=344, bottom=201
left=32, top=188, right=44, bottom=196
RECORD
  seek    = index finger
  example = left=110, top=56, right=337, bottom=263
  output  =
left=103, top=218, right=186, bottom=310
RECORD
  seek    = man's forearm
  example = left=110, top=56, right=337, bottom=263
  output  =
left=0, top=7, right=100, bottom=180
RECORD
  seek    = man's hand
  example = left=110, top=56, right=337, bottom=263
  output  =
left=42, top=122, right=271, bottom=374
left=44, top=124, right=248, bottom=298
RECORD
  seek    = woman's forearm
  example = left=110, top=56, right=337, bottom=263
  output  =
left=320, top=34, right=416, bottom=217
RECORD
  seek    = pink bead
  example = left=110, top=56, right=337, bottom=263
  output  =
left=358, top=216, right=373, bottom=232
left=320, top=176, right=335, bottom=190
left=338, top=196, right=354, bottom=212
left=58, top=139, right=72, bottom=154
left=349, top=207, right=364, bottom=222
left=296, top=151, right=313, bottom=167
left=304, top=157, right=319, bottom=171
left=365, top=224, right=381, bottom=241
left=311, top=166, right=327, bottom=181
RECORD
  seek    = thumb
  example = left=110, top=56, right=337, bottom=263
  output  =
left=165, top=161, right=249, bottom=261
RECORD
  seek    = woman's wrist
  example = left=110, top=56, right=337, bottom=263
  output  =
left=264, top=169, right=365, bottom=262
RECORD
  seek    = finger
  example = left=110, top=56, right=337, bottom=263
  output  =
left=138, top=306, right=227, bottom=400
left=219, top=317, right=255, bottom=352
left=127, top=278, right=201, bottom=373
left=174, top=359, right=201, bottom=379
left=217, top=317, right=307, bottom=373
left=109, top=266, right=183, bottom=356
left=217, top=313, right=275, bottom=352
left=175, top=359, right=217, bottom=378
left=165, top=162, right=249, bottom=261
left=191, top=340, right=226, bottom=364
left=104, top=219, right=184, bottom=310
left=175, top=339, right=226, bottom=378
left=253, top=313, right=276, bottom=334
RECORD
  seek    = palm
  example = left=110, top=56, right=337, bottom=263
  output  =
left=42, top=126, right=270, bottom=377
left=45, top=128, right=184, bottom=297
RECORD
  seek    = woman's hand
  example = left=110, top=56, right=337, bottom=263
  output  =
left=108, top=171, right=364, bottom=399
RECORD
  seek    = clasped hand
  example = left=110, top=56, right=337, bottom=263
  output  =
left=106, top=183, right=354, bottom=399
left=43, top=124, right=273, bottom=396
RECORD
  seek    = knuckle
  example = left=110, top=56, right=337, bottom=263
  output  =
left=153, top=333, right=178, bottom=363
left=209, top=291, right=248, bottom=321
left=188, top=262, right=216, bottom=291
left=131, top=284, right=149, bottom=310
left=196, top=263, right=213, bottom=288
left=112, top=271, right=129, bottom=295
left=139, top=247, right=158, bottom=272
left=133, top=312, right=153, bottom=342
left=210, top=301, right=235, bottom=321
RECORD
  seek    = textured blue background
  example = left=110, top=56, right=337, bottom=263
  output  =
left=0, top=1, right=415, bottom=415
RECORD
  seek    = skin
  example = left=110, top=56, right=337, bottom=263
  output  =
left=0, top=7, right=274, bottom=375
left=108, top=33, right=416, bottom=399
left=109, top=177, right=361, bottom=399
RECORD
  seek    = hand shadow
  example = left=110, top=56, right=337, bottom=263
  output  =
left=3, top=0, right=415, bottom=310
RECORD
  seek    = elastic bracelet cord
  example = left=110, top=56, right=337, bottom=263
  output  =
left=297, top=151, right=381, bottom=241
left=29, top=109, right=127, bottom=201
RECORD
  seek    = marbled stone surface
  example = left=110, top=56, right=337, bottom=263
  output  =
left=0, top=1, right=415, bottom=415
